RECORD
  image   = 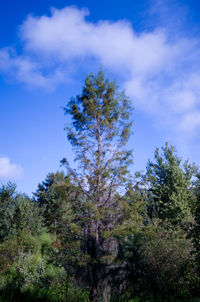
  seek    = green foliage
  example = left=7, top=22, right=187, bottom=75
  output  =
left=62, top=70, right=133, bottom=194
left=0, top=226, right=89, bottom=302
left=34, top=171, right=86, bottom=276
left=0, top=183, right=43, bottom=242
left=146, top=143, right=196, bottom=224
left=0, top=183, right=17, bottom=241
left=117, top=220, right=196, bottom=301
left=35, top=171, right=82, bottom=232
left=0, top=229, right=53, bottom=287
left=139, top=222, right=193, bottom=296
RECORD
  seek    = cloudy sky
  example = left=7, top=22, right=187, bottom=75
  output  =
left=1, top=0, right=200, bottom=195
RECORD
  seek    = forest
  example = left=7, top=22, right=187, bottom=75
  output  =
left=0, top=71, right=200, bottom=302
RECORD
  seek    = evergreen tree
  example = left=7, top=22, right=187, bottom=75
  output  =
left=35, top=172, right=74, bottom=232
left=61, top=70, right=134, bottom=301
left=35, top=171, right=85, bottom=275
left=146, top=143, right=195, bottom=224
left=0, top=183, right=43, bottom=242
left=0, top=183, right=16, bottom=242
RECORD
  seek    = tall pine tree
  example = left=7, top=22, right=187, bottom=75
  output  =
left=61, top=70, right=134, bottom=301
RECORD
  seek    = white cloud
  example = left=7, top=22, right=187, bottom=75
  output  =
left=0, top=48, right=66, bottom=90
left=0, top=157, right=23, bottom=179
left=0, top=6, right=200, bottom=132
left=180, top=112, right=200, bottom=133
left=19, top=7, right=180, bottom=74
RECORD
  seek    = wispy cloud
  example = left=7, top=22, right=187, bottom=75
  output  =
left=0, top=5, right=200, bottom=133
left=0, top=47, right=66, bottom=90
left=0, top=157, right=23, bottom=180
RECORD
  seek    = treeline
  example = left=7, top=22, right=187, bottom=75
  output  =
left=1, top=71, right=200, bottom=302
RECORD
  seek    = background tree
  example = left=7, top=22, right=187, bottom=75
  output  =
left=35, top=172, right=76, bottom=233
left=145, top=143, right=195, bottom=225
left=35, top=171, right=86, bottom=276
left=0, top=183, right=17, bottom=242
left=0, top=183, right=43, bottom=242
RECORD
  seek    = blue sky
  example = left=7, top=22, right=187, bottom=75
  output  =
left=1, top=0, right=200, bottom=195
